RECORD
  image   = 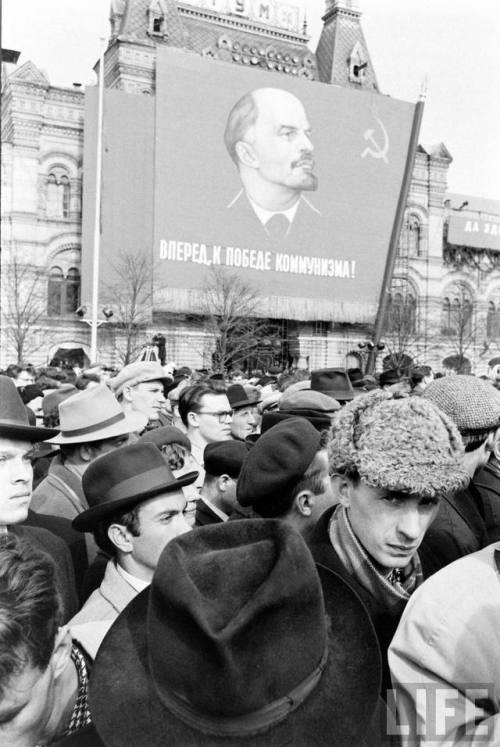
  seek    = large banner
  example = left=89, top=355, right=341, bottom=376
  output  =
left=82, top=47, right=417, bottom=322
left=447, top=214, right=500, bottom=252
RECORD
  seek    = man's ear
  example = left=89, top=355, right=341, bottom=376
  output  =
left=107, top=523, right=134, bottom=555
left=51, top=626, right=72, bottom=679
left=331, top=474, right=351, bottom=509
left=217, top=474, right=231, bottom=493
left=123, top=384, right=134, bottom=404
left=294, top=490, right=314, bottom=517
left=486, top=428, right=500, bottom=457
left=235, top=140, right=258, bottom=168
left=187, top=411, right=200, bottom=430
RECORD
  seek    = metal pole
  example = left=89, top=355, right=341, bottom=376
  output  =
left=366, top=84, right=426, bottom=374
left=90, top=43, right=105, bottom=361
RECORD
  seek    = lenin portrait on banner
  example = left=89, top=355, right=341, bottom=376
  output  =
left=224, top=87, right=322, bottom=247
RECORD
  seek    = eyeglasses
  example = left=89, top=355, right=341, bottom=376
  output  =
left=197, top=410, right=233, bottom=423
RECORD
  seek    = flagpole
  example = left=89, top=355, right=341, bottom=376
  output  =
left=90, top=41, right=105, bottom=362
left=366, top=82, right=426, bottom=375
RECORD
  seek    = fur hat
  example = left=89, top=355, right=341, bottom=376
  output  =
left=423, top=375, right=500, bottom=448
left=89, top=521, right=381, bottom=746
left=328, top=389, right=469, bottom=498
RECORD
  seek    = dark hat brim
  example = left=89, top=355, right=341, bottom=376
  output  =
left=0, top=422, right=59, bottom=442
left=89, top=564, right=382, bottom=746
left=73, top=471, right=199, bottom=532
left=314, top=389, right=354, bottom=401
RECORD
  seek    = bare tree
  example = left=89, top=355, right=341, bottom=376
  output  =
left=103, top=249, right=154, bottom=365
left=199, top=267, right=271, bottom=373
left=381, top=285, right=420, bottom=372
left=441, top=281, right=475, bottom=373
left=1, top=258, right=48, bottom=363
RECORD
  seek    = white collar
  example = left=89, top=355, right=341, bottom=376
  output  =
left=200, top=495, right=229, bottom=522
left=115, top=563, right=150, bottom=592
left=247, top=194, right=300, bottom=230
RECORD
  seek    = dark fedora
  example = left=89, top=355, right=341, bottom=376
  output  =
left=90, top=521, right=381, bottom=746
left=310, top=368, right=355, bottom=401
left=0, top=375, right=58, bottom=441
left=227, top=384, right=261, bottom=410
left=73, top=442, right=198, bottom=532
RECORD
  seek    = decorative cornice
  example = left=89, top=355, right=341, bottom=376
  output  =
left=178, top=4, right=309, bottom=44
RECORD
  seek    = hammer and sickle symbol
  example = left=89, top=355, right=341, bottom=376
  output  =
left=361, top=116, right=389, bottom=163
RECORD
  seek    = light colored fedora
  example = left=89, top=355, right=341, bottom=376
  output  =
left=47, top=384, right=147, bottom=445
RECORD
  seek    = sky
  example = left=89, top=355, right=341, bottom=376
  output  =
left=2, top=0, right=499, bottom=200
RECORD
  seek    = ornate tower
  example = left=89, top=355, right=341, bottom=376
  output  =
left=315, top=0, right=379, bottom=90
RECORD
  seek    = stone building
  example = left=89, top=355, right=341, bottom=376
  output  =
left=1, top=0, right=499, bottom=373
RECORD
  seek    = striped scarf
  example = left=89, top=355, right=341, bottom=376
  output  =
left=328, top=505, right=423, bottom=615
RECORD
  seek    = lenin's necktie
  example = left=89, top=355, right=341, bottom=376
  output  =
left=265, top=214, right=290, bottom=240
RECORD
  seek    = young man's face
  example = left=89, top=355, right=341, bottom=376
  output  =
left=128, top=380, right=166, bottom=421
left=337, top=478, right=440, bottom=569
left=0, top=437, right=33, bottom=526
left=127, top=490, right=191, bottom=577
left=191, top=393, right=233, bottom=444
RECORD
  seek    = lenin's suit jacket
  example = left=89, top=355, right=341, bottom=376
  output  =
left=11, top=524, right=78, bottom=622
left=226, top=191, right=323, bottom=251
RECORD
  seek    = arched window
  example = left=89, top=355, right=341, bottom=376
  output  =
left=46, top=171, right=71, bottom=219
left=441, top=297, right=451, bottom=335
left=487, top=300, right=500, bottom=339
left=47, top=265, right=80, bottom=316
left=65, top=268, right=80, bottom=313
left=399, top=214, right=422, bottom=257
left=441, top=285, right=474, bottom=338
left=60, top=175, right=70, bottom=218
left=47, top=267, right=64, bottom=315
left=385, top=285, right=416, bottom=335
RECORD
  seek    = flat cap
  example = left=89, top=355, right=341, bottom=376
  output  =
left=110, top=362, right=172, bottom=399
left=237, top=417, right=321, bottom=516
left=204, top=440, right=249, bottom=478
left=423, top=374, right=500, bottom=446
left=139, top=425, right=190, bottom=452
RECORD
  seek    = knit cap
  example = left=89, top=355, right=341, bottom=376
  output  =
left=423, top=375, right=500, bottom=448
left=328, top=389, right=469, bottom=498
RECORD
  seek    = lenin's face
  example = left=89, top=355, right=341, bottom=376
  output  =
left=243, top=89, right=318, bottom=193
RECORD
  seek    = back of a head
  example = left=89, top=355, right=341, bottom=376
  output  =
left=423, top=374, right=500, bottom=451
left=0, top=535, right=62, bottom=696
left=237, top=417, right=321, bottom=517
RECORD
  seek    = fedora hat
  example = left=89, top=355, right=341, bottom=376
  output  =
left=47, top=384, right=147, bottom=445
left=310, top=368, right=355, bottom=401
left=89, top=520, right=381, bottom=746
left=227, top=384, right=261, bottom=410
left=73, top=442, right=199, bottom=532
left=0, top=376, right=58, bottom=442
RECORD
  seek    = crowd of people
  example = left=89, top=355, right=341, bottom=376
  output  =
left=2, top=356, right=500, bottom=745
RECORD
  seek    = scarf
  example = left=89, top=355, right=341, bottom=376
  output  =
left=328, top=505, right=423, bottom=615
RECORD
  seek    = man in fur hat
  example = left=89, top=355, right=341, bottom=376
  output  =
left=309, top=389, right=469, bottom=692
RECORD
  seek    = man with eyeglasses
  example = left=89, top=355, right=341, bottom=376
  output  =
left=178, top=383, right=233, bottom=490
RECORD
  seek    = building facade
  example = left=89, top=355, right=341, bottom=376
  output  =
left=2, top=0, right=499, bottom=373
